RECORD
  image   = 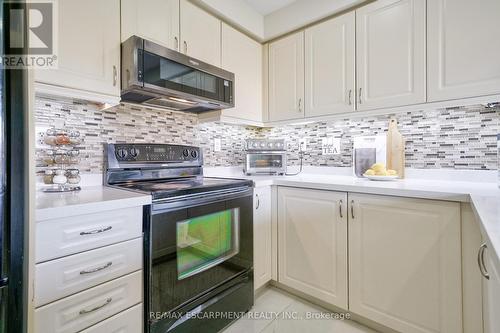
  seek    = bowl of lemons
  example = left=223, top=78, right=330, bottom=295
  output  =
left=363, top=163, right=399, bottom=181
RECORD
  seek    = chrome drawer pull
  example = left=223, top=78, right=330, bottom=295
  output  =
left=477, top=243, right=490, bottom=280
left=339, top=200, right=343, bottom=219
left=80, top=262, right=113, bottom=275
left=79, top=297, right=112, bottom=315
left=80, top=226, right=112, bottom=236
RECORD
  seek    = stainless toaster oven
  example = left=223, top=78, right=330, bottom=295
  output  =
left=244, top=139, right=286, bottom=175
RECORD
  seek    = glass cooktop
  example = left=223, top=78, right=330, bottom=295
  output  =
left=115, top=177, right=253, bottom=200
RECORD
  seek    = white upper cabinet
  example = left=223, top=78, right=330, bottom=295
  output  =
left=427, top=0, right=500, bottom=102
left=121, top=0, right=180, bottom=51
left=180, top=0, right=221, bottom=66
left=35, top=0, right=121, bottom=98
left=221, top=23, right=263, bottom=122
left=305, top=12, right=355, bottom=117
left=278, top=187, right=348, bottom=308
left=349, top=194, right=462, bottom=333
left=356, top=0, right=426, bottom=110
left=268, top=32, right=305, bottom=122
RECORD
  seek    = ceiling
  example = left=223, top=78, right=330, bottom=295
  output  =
left=243, top=0, right=298, bottom=16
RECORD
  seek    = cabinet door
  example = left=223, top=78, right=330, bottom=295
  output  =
left=427, top=0, right=500, bottom=101
left=278, top=187, right=348, bottom=308
left=305, top=12, right=355, bottom=117
left=121, top=0, right=180, bottom=51
left=253, top=186, right=272, bottom=290
left=356, top=0, right=426, bottom=110
left=349, top=194, right=462, bottom=333
left=180, top=0, right=221, bottom=66
left=221, top=23, right=263, bottom=122
left=483, top=243, right=500, bottom=333
left=268, top=32, right=305, bottom=122
left=35, top=0, right=120, bottom=97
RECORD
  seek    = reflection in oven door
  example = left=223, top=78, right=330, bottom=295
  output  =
left=148, top=194, right=253, bottom=327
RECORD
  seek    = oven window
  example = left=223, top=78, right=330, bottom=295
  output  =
left=177, top=208, right=239, bottom=280
left=248, top=154, right=283, bottom=169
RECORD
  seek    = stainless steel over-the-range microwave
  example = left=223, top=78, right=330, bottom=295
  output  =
left=121, top=35, right=235, bottom=112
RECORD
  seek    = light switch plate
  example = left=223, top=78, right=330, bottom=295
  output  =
left=214, top=138, right=222, bottom=152
left=321, top=137, right=341, bottom=155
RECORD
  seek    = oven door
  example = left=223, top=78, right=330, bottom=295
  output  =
left=146, top=187, right=253, bottom=325
left=246, top=152, right=286, bottom=174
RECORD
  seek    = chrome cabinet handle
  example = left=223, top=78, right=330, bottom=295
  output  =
left=298, top=98, right=302, bottom=112
left=183, top=41, right=188, bottom=54
left=348, top=90, right=352, bottom=105
left=339, top=200, right=343, bottom=219
left=113, top=65, right=117, bottom=86
left=174, top=36, right=179, bottom=51
left=358, top=88, right=362, bottom=104
left=80, top=262, right=113, bottom=275
left=80, top=226, right=112, bottom=236
left=350, top=200, right=355, bottom=219
left=478, top=243, right=490, bottom=280
left=255, top=194, right=260, bottom=210
left=79, top=297, right=112, bottom=315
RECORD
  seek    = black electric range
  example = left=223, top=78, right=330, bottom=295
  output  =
left=104, top=143, right=254, bottom=333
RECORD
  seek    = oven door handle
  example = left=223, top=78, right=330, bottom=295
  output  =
left=167, top=275, right=250, bottom=332
left=152, top=186, right=253, bottom=213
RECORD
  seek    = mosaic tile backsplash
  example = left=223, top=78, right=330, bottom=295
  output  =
left=34, top=96, right=499, bottom=173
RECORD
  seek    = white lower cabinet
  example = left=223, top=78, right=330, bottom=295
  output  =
left=348, top=193, right=462, bottom=333
left=482, top=242, right=500, bottom=333
left=81, top=303, right=143, bottom=333
left=34, top=271, right=142, bottom=333
left=35, top=238, right=143, bottom=306
left=277, top=187, right=348, bottom=308
left=253, top=186, right=272, bottom=290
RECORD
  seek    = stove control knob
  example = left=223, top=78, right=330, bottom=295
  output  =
left=260, top=143, right=266, bottom=148
left=182, top=149, right=189, bottom=158
left=129, top=147, right=139, bottom=158
left=190, top=150, right=198, bottom=159
left=116, top=148, right=128, bottom=159
left=268, top=142, right=274, bottom=148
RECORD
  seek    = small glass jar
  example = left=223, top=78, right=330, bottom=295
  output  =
left=43, top=150, right=56, bottom=165
left=68, top=149, right=80, bottom=164
left=55, top=130, right=70, bottom=145
left=54, top=150, right=69, bottom=164
left=66, top=169, right=81, bottom=184
left=43, top=169, right=54, bottom=184
left=69, top=131, right=81, bottom=145
left=52, top=169, right=67, bottom=185
left=44, top=129, right=57, bottom=145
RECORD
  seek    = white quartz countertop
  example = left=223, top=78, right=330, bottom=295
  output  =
left=36, top=186, right=152, bottom=221
left=205, top=167, right=500, bottom=271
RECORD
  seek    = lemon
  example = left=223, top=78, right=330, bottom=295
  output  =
left=370, top=163, right=386, bottom=172
left=387, top=169, right=397, bottom=176
left=365, top=169, right=375, bottom=176
left=375, top=169, right=388, bottom=176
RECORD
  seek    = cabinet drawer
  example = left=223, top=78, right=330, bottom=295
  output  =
left=35, top=238, right=143, bottom=307
left=36, top=206, right=143, bottom=263
left=34, top=271, right=142, bottom=333
left=81, top=303, right=143, bottom=333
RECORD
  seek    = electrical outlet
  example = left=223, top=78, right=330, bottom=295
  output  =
left=214, top=138, right=222, bottom=152
left=299, top=138, right=307, bottom=151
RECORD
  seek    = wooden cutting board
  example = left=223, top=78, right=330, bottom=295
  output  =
left=386, top=117, right=405, bottom=178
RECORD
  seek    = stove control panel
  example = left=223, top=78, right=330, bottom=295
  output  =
left=108, top=143, right=202, bottom=164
